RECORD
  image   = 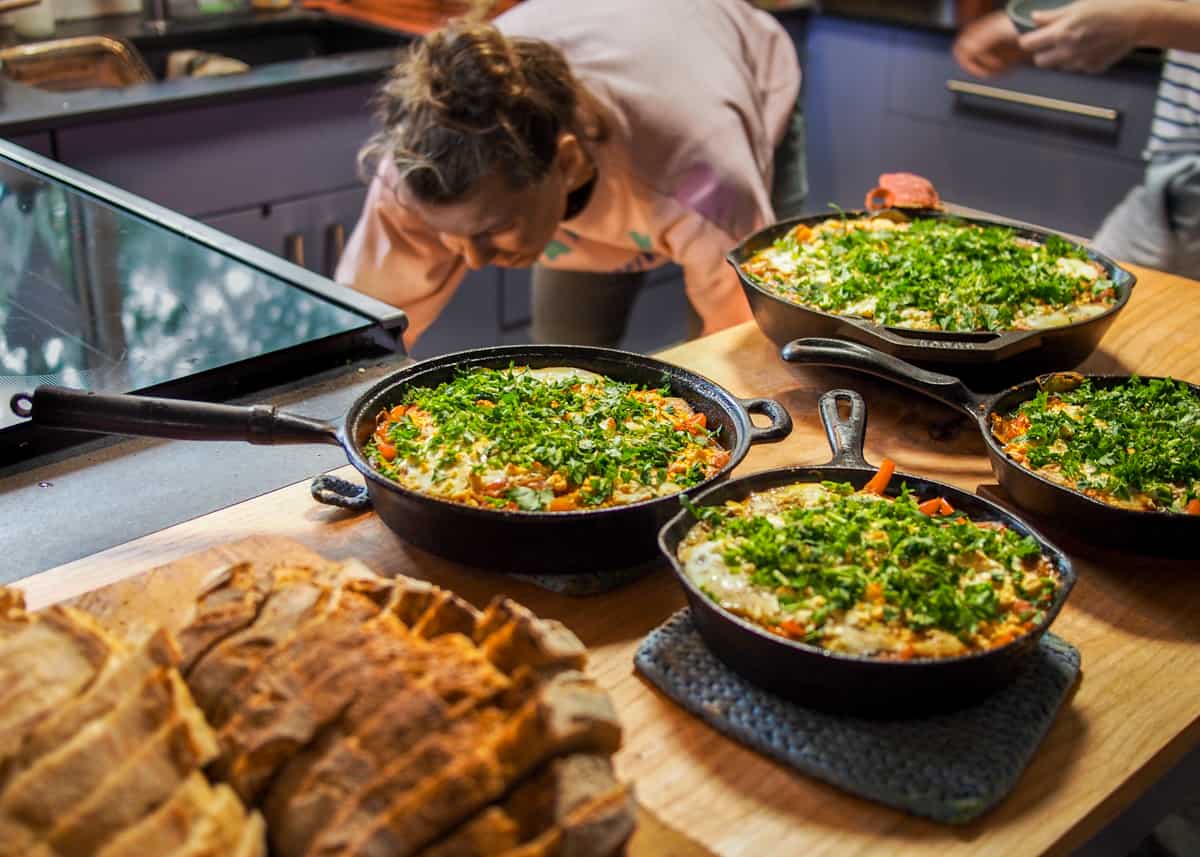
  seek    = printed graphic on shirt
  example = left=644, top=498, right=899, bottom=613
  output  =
left=542, top=239, right=572, bottom=261
left=539, top=229, right=660, bottom=273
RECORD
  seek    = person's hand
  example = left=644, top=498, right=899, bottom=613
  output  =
left=953, top=10, right=1027, bottom=77
left=1018, top=0, right=1144, bottom=73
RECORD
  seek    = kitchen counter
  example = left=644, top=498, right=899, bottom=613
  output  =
left=13, top=258, right=1200, bottom=857
left=0, top=7, right=408, bottom=135
left=0, top=352, right=412, bottom=581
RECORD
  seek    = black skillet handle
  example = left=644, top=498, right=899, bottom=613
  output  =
left=818, top=389, right=871, bottom=468
left=10, top=386, right=341, bottom=446
left=836, top=319, right=1043, bottom=362
left=736, top=397, right=794, bottom=444
left=780, top=338, right=988, bottom=419
left=310, top=474, right=373, bottom=511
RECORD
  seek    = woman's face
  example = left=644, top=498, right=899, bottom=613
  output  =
left=401, top=134, right=592, bottom=270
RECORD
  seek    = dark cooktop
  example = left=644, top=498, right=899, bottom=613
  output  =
left=0, top=140, right=406, bottom=464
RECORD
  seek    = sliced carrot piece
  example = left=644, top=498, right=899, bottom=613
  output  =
left=917, top=497, right=943, bottom=516
left=862, top=458, right=895, bottom=495
left=865, top=582, right=884, bottom=602
left=376, top=440, right=396, bottom=461
left=548, top=493, right=579, bottom=512
left=673, top=411, right=707, bottom=435
left=778, top=620, right=807, bottom=640
left=1187, top=498, right=1200, bottom=515
left=789, top=224, right=813, bottom=243
left=917, top=497, right=954, bottom=515
left=388, top=404, right=408, bottom=421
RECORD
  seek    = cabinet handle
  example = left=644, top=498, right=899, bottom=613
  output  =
left=284, top=233, right=306, bottom=268
left=325, top=223, right=346, bottom=278
left=947, top=79, right=1120, bottom=123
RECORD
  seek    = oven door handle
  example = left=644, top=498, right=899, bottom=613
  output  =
left=947, top=79, right=1120, bottom=124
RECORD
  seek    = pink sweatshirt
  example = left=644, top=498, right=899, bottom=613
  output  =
left=336, top=0, right=801, bottom=345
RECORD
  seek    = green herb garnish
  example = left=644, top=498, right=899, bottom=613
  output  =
left=365, top=366, right=724, bottom=510
left=1002, top=376, right=1200, bottom=513
left=743, top=217, right=1114, bottom=332
left=693, top=483, right=1052, bottom=638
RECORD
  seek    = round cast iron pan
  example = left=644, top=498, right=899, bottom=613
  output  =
left=11, top=344, right=792, bottom=576
left=726, top=209, right=1137, bottom=389
left=781, top=337, right=1200, bottom=557
left=657, top=389, right=1076, bottom=717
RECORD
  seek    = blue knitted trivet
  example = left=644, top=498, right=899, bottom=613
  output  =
left=635, top=609, right=1080, bottom=824
left=509, top=558, right=662, bottom=596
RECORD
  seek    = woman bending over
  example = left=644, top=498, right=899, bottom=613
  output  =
left=337, top=0, right=805, bottom=348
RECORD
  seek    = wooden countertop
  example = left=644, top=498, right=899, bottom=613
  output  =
left=17, top=262, right=1200, bottom=857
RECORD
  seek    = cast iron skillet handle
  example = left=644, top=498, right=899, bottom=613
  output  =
left=779, top=337, right=988, bottom=419
left=736, top=397, right=793, bottom=443
left=310, top=474, right=372, bottom=511
left=838, top=319, right=1043, bottom=360
left=10, top=386, right=341, bottom=446
left=817, top=389, right=871, bottom=468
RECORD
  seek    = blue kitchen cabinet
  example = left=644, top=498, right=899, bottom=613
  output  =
left=2, top=133, right=53, bottom=157
left=203, top=184, right=367, bottom=279
left=54, top=82, right=378, bottom=220
left=802, top=16, right=1161, bottom=235
left=883, top=25, right=1158, bottom=235
left=801, top=16, right=894, bottom=216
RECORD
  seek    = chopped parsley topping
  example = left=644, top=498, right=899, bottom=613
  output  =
left=996, top=376, right=1200, bottom=513
left=742, top=216, right=1115, bottom=332
left=686, top=482, right=1053, bottom=644
left=365, top=366, right=729, bottom=511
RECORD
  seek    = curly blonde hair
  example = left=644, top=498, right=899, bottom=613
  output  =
left=360, top=21, right=607, bottom=203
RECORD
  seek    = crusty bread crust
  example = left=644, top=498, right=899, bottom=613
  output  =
left=0, top=557, right=629, bottom=857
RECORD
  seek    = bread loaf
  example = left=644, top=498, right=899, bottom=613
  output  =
left=0, top=554, right=631, bottom=857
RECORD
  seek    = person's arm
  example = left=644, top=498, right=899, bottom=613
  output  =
left=335, top=169, right=467, bottom=349
left=1138, top=0, right=1200, bottom=50
left=659, top=209, right=755, bottom=338
left=1020, top=0, right=1200, bottom=73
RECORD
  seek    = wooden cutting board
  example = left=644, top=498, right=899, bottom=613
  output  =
left=63, top=533, right=717, bottom=857
left=25, top=291, right=1200, bottom=857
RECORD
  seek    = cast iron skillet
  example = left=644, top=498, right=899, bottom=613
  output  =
left=10, top=345, right=792, bottom=576
left=781, top=337, right=1200, bottom=557
left=727, top=209, right=1136, bottom=389
left=658, top=388, right=1075, bottom=717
